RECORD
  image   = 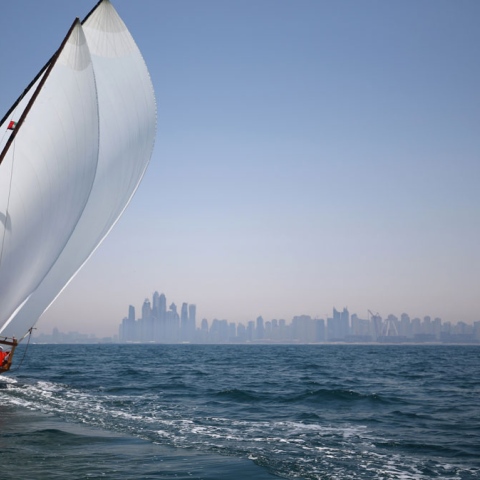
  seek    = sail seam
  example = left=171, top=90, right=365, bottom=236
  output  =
left=82, top=0, right=105, bottom=25
left=0, top=141, right=16, bottom=271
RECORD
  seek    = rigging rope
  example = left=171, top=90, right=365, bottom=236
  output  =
left=8, top=327, right=34, bottom=373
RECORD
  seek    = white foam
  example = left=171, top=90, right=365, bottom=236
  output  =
left=2, top=377, right=478, bottom=480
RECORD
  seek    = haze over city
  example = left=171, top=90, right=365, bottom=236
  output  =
left=1, top=1, right=479, bottom=337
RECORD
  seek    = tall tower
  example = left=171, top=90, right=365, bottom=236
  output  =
left=141, top=299, right=152, bottom=342
left=256, top=316, right=265, bottom=340
left=328, top=307, right=349, bottom=340
left=151, top=291, right=160, bottom=342
left=157, top=293, right=167, bottom=342
left=188, top=304, right=196, bottom=325
left=142, top=299, right=151, bottom=320
left=181, top=303, right=189, bottom=341
left=167, top=303, right=179, bottom=342
left=159, top=293, right=167, bottom=320
left=188, top=304, right=197, bottom=341
left=128, top=305, right=135, bottom=322
left=340, top=307, right=350, bottom=339
left=152, top=291, right=160, bottom=319
left=126, top=305, right=136, bottom=341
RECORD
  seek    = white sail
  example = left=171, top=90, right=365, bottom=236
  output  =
left=0, top=21, right=99, bottom=335
left=1, top=0, right=156, bottom=339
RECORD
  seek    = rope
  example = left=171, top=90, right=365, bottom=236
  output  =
left=8, top=327, right=34, bottom=373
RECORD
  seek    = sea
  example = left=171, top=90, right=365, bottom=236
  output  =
left=0, top=344, right=479, bottom=479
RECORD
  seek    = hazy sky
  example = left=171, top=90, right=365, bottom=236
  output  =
left=1, top=1, right=479, bottom=336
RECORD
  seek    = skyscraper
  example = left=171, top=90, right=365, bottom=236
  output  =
left=167, top=303, right=179, bottom=342
left=181, top=302, right=189, bottom=341
left=158, top=293, right=167, bottom=341
left=256, top=316, right=265, bottom=340
left=141, top=298, right=153, bottom=341
left=327, top=307, right=349, bottom=340
left=188, top=304, right=197, bottom=341
left=128, top=305, right=135, bottom=323
left=152, top=291, right=160, bottom=341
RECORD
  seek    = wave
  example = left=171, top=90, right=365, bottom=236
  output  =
left=2, top=344, right=480, bottom=480
left=17, top=428, right=110, bottom=447
left=214, top=388, right=262, bottom=402
left=283, top=387, right=394, bottom=405
left=2, top=375, right=479, bottom=480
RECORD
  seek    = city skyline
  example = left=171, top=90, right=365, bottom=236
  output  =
left=123, top=291, right=478, bottom=328
left=34, top=286, right=480, bottom=338
left=33, top=290, right=480, bottom=344
left=117, top=291, right=479, bottom=345
left=2, top=1, right=479, bottom=338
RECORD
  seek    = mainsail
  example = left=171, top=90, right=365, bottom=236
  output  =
left=0, top=0, right=156, bottom=359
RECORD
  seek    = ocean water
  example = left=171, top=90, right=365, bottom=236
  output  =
left=0, top=344, right=479, bottom=479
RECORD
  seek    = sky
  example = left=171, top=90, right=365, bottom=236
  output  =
left=1, top=1, right=479, bottom=337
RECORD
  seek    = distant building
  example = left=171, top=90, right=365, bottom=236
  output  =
left=117, top=292, right=479, bottom=345
left=256, top=316, right=265, bottom=340
left=327, top=307, right=349, bottom=341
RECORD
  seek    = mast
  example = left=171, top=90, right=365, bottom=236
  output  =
left=0, top=18, right=82, bottom=166
left=0, top=15, right=101, bottom=338
left=0, top=60, right=51, bottom=128
left=0, top=1, right=106, bottom=132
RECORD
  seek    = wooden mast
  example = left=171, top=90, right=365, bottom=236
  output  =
left=0, top=18, right=82, bottom=166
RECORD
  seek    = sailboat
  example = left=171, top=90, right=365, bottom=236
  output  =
left=0, top=0, right=156, bottom=373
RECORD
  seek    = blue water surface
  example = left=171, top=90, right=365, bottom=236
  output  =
left=1, top=344, right=479, bottom=479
